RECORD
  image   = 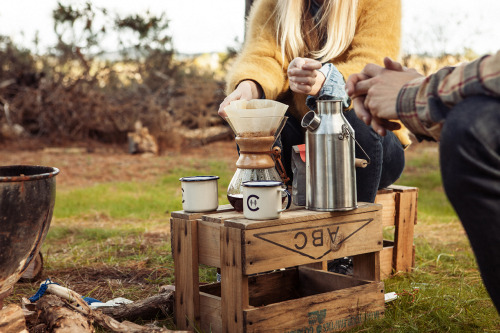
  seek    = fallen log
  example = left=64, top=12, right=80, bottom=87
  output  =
left=88, top=311, right=182, bottom=333
left=46, top=287, right=188, bottom=333
left=97, top=290, right=174, bottom=321
left=36, top=295, right=93, bottom=333
left=183, top=125, right=233, bottom=146
left=0, top=304, right=29, bottom=333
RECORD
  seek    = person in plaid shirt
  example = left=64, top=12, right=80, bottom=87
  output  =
left=346, top=52, right=500, bottom=313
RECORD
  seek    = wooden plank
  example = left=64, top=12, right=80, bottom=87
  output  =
left=199, top=282, right=221, bottom=297
left=353, top=208, right=383, bottom=282
left=380, top=242, right=394, bottom=279
left=374, top=191, right=397, bottom=227
left=198, top=220, right=221, bottom=267
left=303, top=261, right=327, bottom=271
left=298, top=267, right=367, bottom=296
left=352, top=251, right=381, bottom=282
left=220, top=202, right=381, bottom=230
left=393, top=190, right=418, bottom=272
left=244, top=274, right=384, bottom=332
left=172, top=217, right=200, bottom=330
left=200, top=292, right=222, bottom=333
left=248, top=269, right=300, bottom=307
left=391, top=185, right=418, bottom=226
left=171, top=204, right=234, bottom=220
left=389, top=184, right=418, bottom=193
left=221, top=226, right=248, bottom=333
left=243, top=209, right=382, bottom=275
left=376, top=188, right=394, bottom=195
left=202, top=209, right=245, bottom=224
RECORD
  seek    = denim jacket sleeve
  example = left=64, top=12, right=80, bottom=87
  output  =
left=306, top=63, right=351, bottom=111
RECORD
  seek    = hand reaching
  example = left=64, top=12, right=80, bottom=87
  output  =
left=218, top=80, right=263, bottom=118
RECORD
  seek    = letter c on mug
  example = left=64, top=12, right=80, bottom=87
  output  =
left=247, top=194, right=260, bottom=211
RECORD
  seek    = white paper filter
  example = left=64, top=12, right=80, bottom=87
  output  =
left=225, top=99, right=288, bottom=118
left=224, top=99, right=289, bottom=136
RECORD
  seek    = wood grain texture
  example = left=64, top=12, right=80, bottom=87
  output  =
left=171, top=204, right=234, bottom=220
left=243, top=268, right=385, bottom=332
left=221, top=227, right=248, bottom=333
left=199, top=292, right=222, bottom=333
left=0, top=304, right=28, bottom=333
left=220, top=203, right=381, bottom=230
left=374, top=191, right=397, bottom=227
left=36, top=295, right=93, bottom=333
left=394, top=190, right=418, bottom=272
left=242, top=208, right=382, bottom=275
left=380, top=242, right=394, bottom=279
left=197, top=220, right=221, bottom=267
left=172, top=218, right=200, bottom=330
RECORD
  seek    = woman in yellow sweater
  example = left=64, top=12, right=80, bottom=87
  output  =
left=219, top=0, right=410, bottom=203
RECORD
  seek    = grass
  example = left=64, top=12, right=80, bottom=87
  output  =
left=55, top=161, right=233, bottom=220
left=6, top=142, right=500, bottom=332
left=397, top=151, right=458, bottom=223
left=349, top=145, right=500, bottom=332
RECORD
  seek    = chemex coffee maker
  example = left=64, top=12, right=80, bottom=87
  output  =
left=224, top=99, right=288, bottom=211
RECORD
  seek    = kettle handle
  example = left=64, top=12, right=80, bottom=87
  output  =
left=341, top=124, right=371, bottom=165
left=301, top=111, right=321, bottom=131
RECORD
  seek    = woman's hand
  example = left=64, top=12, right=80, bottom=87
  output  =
left=218, top=80, right=263, bottom=118
left=287, top=57, right=325, bottom=96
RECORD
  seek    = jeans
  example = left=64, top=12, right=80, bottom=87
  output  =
left=277, top=108, right=406, bottom=203
left=439, top=96, right=500, bottom=312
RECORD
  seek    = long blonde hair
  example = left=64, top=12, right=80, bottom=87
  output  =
left=276, top=0, right=358, bottom=63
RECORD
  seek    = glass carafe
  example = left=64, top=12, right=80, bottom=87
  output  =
left=227, top=167, right=282, bottom=212
left=225, top=116, right=288, bottom=212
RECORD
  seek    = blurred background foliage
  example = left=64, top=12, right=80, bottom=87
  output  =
left=0, top=1, right=236, bottom=149
left=0, top=1, right=476, bottom=150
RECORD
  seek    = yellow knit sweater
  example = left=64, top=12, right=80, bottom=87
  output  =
left=226, top=0, right=411, bottom=147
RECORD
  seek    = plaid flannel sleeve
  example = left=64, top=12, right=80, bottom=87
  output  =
left=396, top=51, right=500, bottom=141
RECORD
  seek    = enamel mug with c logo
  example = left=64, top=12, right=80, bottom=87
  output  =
left=242, top=180, right=291, bottom=220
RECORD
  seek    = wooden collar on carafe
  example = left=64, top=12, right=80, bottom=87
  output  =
left=235, top=136, right=276, bottom=169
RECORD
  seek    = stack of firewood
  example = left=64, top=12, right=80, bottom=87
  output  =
left=0, top=286, right=187, bottom=333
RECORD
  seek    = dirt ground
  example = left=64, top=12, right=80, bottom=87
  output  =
left=0, top=138, right=239, bottom=189
left=0, top=136, right=434, bottom=187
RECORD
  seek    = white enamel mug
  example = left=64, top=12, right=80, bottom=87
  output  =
left=242, top=180, right=291, bottom=220
left=179, top=176, right=219, bottom=212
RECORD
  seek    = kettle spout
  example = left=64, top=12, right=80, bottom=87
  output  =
left=301, top=111, right=321, bottom=131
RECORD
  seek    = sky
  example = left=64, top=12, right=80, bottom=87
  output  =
left=0, top=0, right=498, bottom=56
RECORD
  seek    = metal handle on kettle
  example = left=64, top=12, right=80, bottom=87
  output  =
left=301, top=111, right=321, bottom=131
left=340, top=124, right=371, bottom=165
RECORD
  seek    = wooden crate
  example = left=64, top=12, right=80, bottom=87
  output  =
left=374, top=185, right=418, bottom=279
left=198, top=267, right=385, bottom=333
left=171, top=202, right=384, bottom=332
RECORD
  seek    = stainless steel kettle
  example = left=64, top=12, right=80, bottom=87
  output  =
left=301, top=99, right=357, bottom=211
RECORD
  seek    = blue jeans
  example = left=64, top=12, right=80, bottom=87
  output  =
left=439, top=96, right=500, bottom=312
left=277, top=109, right=405, bottom=203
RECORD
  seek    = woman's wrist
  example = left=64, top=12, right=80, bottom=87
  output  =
left=239, top=80, right=263, bottom=99
left=311, top=71, right=326, bottom=96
